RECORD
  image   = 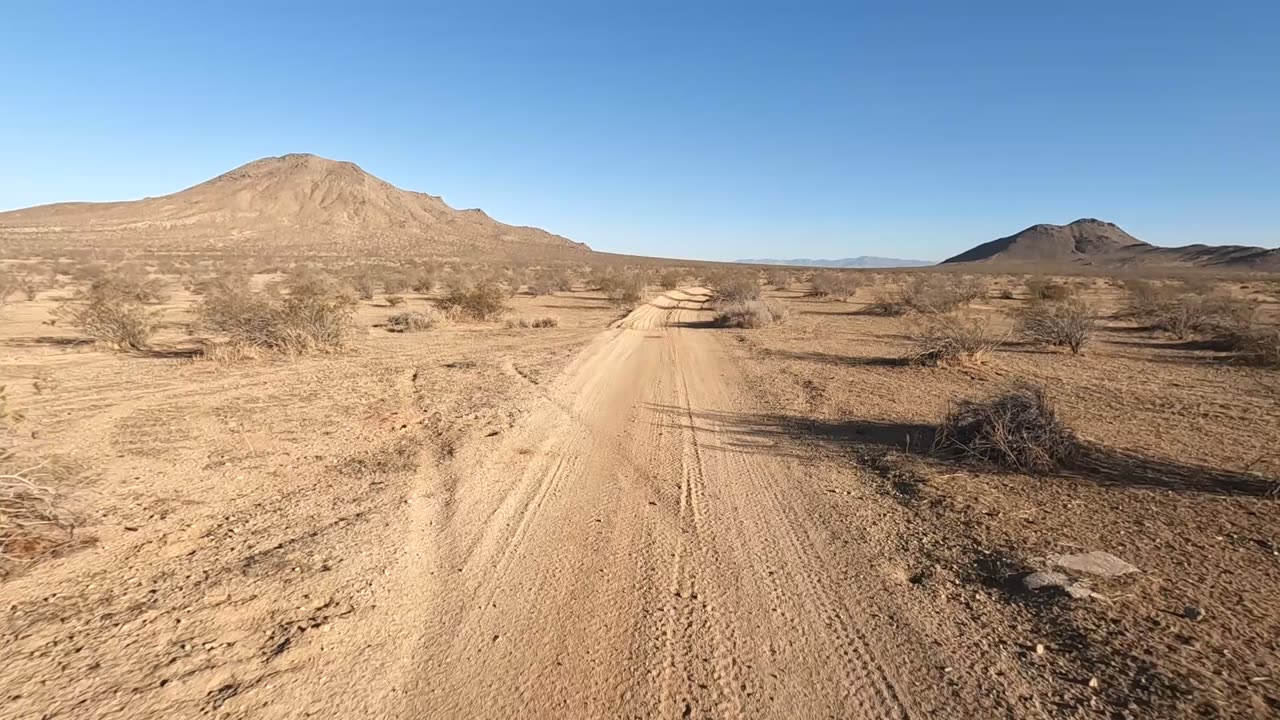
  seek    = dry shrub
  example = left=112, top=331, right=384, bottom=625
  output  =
left=1151, top=295, right=1255, bottom=339
left=865, top=287, right=911, bottom=316
left=387, top=308, right=445, bottom=333
left=1015, top=298, right=1095, bottom=354
left=385, top=294, right=406, bottom=307
left=908, top=313, right=1001, bottom=366
left=382, top=273, right=409, bottom=295
left=351, top=273, right=376, bottom=300
left=1224, top=326, right=1279, bottom=368
left=765, top=269, right=790, bottom=289
left=409, top=268, right=437, bottom=293
left=714, top=300, right=790, bottom=328
left=606, top=273, right=647, bottom=308
left=810, top=271, right=859, bottom=300
left=439, top=280, right=509, bottom=320
left=1, top=453, right=79, bottom=574
left=716, top=273, right=762, bottom=303
left=658, top=268, right=684, bottom=290
left=54, top=277, right=157, bottom=351
left=1025, top=277, right=1074, bottom=301
left=505, top=316, right=559, bottom=329
left=934, top=383, right=1078, bottom=473
left=198, top=271, right=358, bottom=355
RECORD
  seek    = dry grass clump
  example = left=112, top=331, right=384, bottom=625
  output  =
left=809, top=271, right=859, bottom=300
left=1, top=453, right=79, bottom=575
left=715, top=273, right=762, bottom=303
left=505, top=316, right=560, bottom=329
left=907, top=313, right=1002, bottom=366
left=714, top=300, right=790, bottom=328
left=658, top=268, right=684, bottom=290
left=439, top=280, right=510, bottom=320
left=385, top=294, right=406, bottom=307
left=1015, top=298, right=1095, bottom=354
left=387, top=308, right=446, bottom=333
left=1025, top=277, right=1074, bottom=301
left=934, top=383, right=1078, bottom=474
left=198, top=271, right=358, bottom=356
left=53, top=276, right=159, bottom=351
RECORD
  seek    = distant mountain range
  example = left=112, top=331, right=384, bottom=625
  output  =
left=735, top=256, right=934, bottom=269
left=941, top=218, right=1279, bottom=271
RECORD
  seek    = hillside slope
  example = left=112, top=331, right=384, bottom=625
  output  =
left=0, top=154, right=588, bottom=255
left=942, top=219, right=1278, bottom=271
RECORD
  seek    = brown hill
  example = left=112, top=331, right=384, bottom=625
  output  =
left=942, top=218, right=1279, bottom=271
left=0, top=153, right=588, bottom=255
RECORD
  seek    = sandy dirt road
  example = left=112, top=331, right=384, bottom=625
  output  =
left=372, top=288, right=989, bottom=718
left=3, top=288, right=1035, bottom=719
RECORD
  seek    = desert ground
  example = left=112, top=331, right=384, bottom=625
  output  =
left=1, top=259, right=1278, bottom=719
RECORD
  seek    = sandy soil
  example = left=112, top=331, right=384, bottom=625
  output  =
left=2, top=279, right=1277, bottom=718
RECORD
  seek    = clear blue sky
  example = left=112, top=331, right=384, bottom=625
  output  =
left=2, top=1, right=1276, bottom=261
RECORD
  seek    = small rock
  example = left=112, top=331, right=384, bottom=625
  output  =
left=1035, top=643, right=1046, bottom=655
left=1047, top=551, right=1138, bottom=577
left=1182, top=604, right=1205, bottom=621
left=1023, top=571, right=1071, bottom=591
left=1088, top=676, right=1100, bottom=689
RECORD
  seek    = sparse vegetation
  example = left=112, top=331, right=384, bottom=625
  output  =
left=1, top=453, right=79, bottom=574
left=198, top=271, right=358, bottom=355
left=606, top=272, right=647, bottom=308
left=387, top=308, right=445, bottom=332
left=714, top=300, right=789, bottom=328
left=506, top=316, right=560, bottom=329
left=908, top=313, right=1001, bottom=366
left=1025, top=277, right=1074, bottom=301
left=1015, top=298, right=1095, bottom=354
left=934, top=383, right=1078, bottom=473
left=54, top=277, right=158, bottom=351
left=439, top=280, right=510, bottom=320
left=810, top=271, right=859, bottom=301
left=385, top=294, right=406, bottom=307
left=715, top=273, right=761, bottom=303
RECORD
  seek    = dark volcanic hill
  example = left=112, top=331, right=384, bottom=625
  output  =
left=942, top=219, right=1278, bottom=271
left=0, top=154, right=588, bottom=255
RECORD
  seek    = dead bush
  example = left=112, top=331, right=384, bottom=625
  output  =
left=382, top=273, right=409, bottom=295
left=1, top=453, right=79, bottom=574
left=908, top=313, right=1001, bottom=366
left=934, top=383, right=1078, bottom=473
left=1015, top=299, right=1095, bottom=354
left=439, top=281, right=510, bottom=320
left=714, top=300, right=790, bottom=328
left=810, top=271, right=859, bottom=300
left=607, top=273, right=647, bottom=308
left=198, top=272, right=358, bottom=355
left=716, top=273, right=761, bottom=303
left=54, top=278, right=157, bottom=351
left=385, top=294, right=406, bottom=307
left=0, top=273, right=16, bottom=311
left=1150, top=295, right=1256, bottom=340
left=896, top=276, right=977, bottom=314
left=387, top=308, right=445, bottom=333
left=765, top=269, right=791, bottom=289
left=1025, top=277, right=1074, bottom=301
left=351, top=273, right=376, bottom=300
left=409, top=268, right=437, bottom=293
left=1229, top=327, right=1280, bottom=368
left=506, top=316, right=559, bottom=329
left=864, top=287, right=911, bottom=316
left=658, top=268, right=683, bottom=290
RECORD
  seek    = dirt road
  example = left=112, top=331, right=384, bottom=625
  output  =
left=3, top=288, right=1035, bottom=719
left=373, top=289, right=1002, bottom=718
